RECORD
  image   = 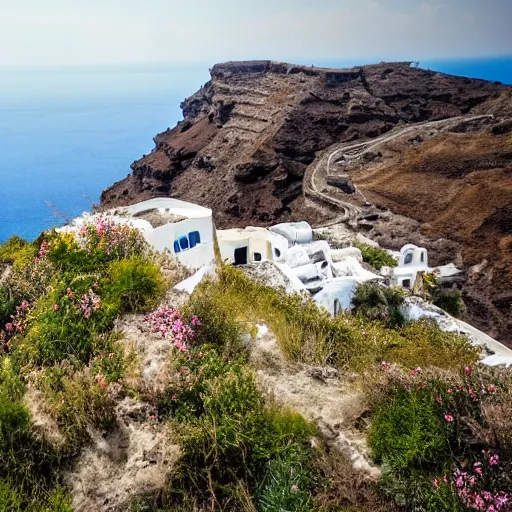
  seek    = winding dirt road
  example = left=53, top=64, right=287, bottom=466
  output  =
left=304, top=115, right=493, bottom=226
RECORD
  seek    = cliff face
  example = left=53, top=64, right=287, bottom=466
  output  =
left=100, top=60, right=509, bottom=227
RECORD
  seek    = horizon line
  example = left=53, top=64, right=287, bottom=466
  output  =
left=1, top=53, right=512, bottom=71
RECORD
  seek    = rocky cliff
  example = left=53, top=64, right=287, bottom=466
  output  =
left=100, top=60, right=510, bottom=226
left=100, top=60, right=512, bottom=345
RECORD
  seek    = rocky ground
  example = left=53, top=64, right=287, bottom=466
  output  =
left=250, top=323, right=379, bottom=479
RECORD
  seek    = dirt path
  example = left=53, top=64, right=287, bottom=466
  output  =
left=250, top=324, right=380, bottom=478
left=303, top=115, right=493, bottom=227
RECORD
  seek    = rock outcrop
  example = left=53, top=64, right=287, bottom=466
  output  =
left=101, top=60, right=510, bottom=228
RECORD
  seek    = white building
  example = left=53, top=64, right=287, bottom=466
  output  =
left=381, top=244, right=462, bottom=289
left=60, top=198, right=215, bottom=270
left=269, top=221, right=313, bottom=246
left=120, top=198, right=215, bottom=269
left=217, top=226, right=289, bottom=265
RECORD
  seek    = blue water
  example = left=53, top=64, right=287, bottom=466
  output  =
left=1, top=57, right=511, bottom=242
left=0, top=65, right=210, bottom=242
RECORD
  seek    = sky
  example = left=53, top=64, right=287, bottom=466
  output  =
left=0, top=0, right=511, bottom=67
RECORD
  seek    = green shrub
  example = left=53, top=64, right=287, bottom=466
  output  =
left=0, top=236, right=38, bottom=268
left=184, top=287, right=247, bottom=356
left=37, top=364, right=117, bottom=454
left=157, top=342, right=316, bottom=510
left=0, top=480, right=71, bottom=512
left=258, top=443, right=314, bottom=512
left=105, top=256, right=166, bottom=314
left=16, top=285, right=117, bottom=365
left=369, top=387, right=449, bottom=472
left=0, top=358, right=25, bottom=402
left=366, top=366, right=512, bottom=511
left=351, top=281, right=406, bottom=327
left=154, top=346, right=247, bottom=420
left=354, top=243, right=398, bottom=270
left=0, top=480, right=23, bottom=512
left=432, top=288, right=466, bottom=318
left=0, top=392, right=58, bottom=497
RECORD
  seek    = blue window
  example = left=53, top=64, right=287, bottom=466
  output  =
left=173, top=240, right=181, bottom=253
left=189, top=231, right=201, bottom=248
left=179, top=236, right=189, bottom=251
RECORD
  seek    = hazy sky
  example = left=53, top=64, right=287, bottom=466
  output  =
left=1, top=0, right=511, bottom=67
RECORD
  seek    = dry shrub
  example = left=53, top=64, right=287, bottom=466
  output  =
left=5, top=258, right=54, bottom=304
left=481, top=399, right=512, bottom=455
left=156, top=252, right=190, bottom=288
left=34, top=363, right=118, bottom=454
left=314, top=448, right=397, bottom=512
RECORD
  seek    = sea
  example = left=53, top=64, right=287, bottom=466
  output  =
left=1, top=56, right=511, bottom=242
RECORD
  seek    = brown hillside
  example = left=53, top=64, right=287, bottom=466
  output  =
left=349, top=127, right=512, bottom=344
left=101, top=61, right=511, bottom=228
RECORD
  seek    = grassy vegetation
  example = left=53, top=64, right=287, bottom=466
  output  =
left=0, top=220, right=507, bottom=512
left=0, top=219, right=173, bottom=507
left=187, top=266, right=478, bottom=373
left=354, top=242, right=398, bottom=270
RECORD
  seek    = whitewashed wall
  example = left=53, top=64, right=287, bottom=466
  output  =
left=217, top=229, right=288, bottom=264
left=153, top=217, right=215, bottom=269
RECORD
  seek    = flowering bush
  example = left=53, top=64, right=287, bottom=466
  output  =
left=368, top=364, right=512, bottom=510
left=78, top=289, right=101, bottom=319
left=144, top=305, right=199, bottom=354
left=77, top=217, right=147, bottom=260
left=45, top=218, right=148, bottom=275
left=432, top=452, right=511, bottom=511
left=0, top=300, right=32, bottom=351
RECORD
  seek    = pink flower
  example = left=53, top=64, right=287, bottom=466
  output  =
left=410, top=367, right=422, bottom=376
left=171, top=394, right=177, bottom=401
left=444, top=413, right=454, bottom=423
left=488, top=384, right=497, bottom=393
left=474, top=462, right=483, bottom=476
left=197, top=351, right=203, bottom=359
left=489, top=454, right=499, bottom=466
left=432, top=478, right=439, bottom=488
left=95, top=373, right=107, bottom=389
left=448, top=388, right=454, bottom=394
left=465, top=366, right=472, bottom=376
left=5, top=323, right=13, bottom=332
left=435, top=395, right=443, bottom=404
left=52, top=304, right=59, bottom=311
